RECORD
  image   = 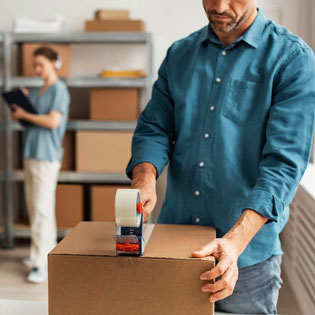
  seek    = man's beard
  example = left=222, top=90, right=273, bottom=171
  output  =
left=208, top=10, right=250, bottom=33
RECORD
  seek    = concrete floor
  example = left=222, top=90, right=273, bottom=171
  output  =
left=0, top=240, right=303, bottom=314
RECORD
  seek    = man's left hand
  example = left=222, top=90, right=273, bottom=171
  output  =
left=192, top=238, right=240, bottom=303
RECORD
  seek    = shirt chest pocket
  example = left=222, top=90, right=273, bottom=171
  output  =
left=222, top=79, right=262, bottom=125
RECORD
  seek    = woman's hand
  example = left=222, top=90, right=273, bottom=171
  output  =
left=11, top=104, right=27, bottom=120
left=20, top=87, right=30, bottom=96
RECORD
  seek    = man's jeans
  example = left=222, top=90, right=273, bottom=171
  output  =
left=215, top=255, right=283, bottom=314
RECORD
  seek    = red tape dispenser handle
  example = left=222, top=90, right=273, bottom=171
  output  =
left=136, top=202, right=143, bottom=214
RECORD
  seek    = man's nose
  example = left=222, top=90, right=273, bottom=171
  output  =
left=214, top=0, right=230, bottom=14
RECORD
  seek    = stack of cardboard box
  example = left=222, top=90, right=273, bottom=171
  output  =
left=19, top=13, right=142, bottom=225
left=91, top=185, right=130, bottom=222
left=75, top=131, right=133, bottom=173
left=85, top=9, right=146, bottom=32
left=55, top=185, right=84, bottom=228
left=89, top=88, right=139, bottom=121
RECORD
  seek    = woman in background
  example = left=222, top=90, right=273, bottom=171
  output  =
left=11, top=47, right=70, bottom=283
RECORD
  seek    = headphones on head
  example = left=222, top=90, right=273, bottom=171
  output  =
left=55, top=54, right=62, bottom=70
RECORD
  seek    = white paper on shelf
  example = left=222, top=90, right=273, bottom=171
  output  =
left=115, top=189, right=142, bottom=227
left=13, top=16, right=64, bottom=33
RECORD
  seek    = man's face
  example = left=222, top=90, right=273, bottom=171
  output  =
left=203, top=0, right=257, bottom=33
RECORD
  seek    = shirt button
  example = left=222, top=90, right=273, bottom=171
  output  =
left=222, top=50, right=227, bottom=56
left=195, top=190, right=200, bottom=196
left=204, top=133, right=210, bottom=139
left=172, top=140, right=176, bottom=145
left=216, top=77, right=222, bottom=83
left=210, top=106, right=216, bottom=111
left=199, top=162, right=205, bottom=167
left=195, top=217, right=201, bottom=223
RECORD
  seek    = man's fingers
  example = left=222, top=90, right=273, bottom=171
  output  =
left=209, top=287, right=234, bottom=303
left=192, top=241, right=218, bottom=258
left=143, top=199, right=155, bottom=222
left=200, top=255, right=231, bottom=280
left=202, top=264, right=236, bottom=293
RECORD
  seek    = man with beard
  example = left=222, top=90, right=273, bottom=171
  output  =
left=126, top=1, right=315, bottom=313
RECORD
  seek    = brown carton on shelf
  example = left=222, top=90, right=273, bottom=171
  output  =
left=85, top=19, right=146, bottom=32
left=48, top=222, right=216, bottom=315
left=75, top=131, right=133, bottom=172
left=89, top=88, right=139, bottom=121
left=21, top=43, right=71, bottom=77
left=95, top=9, right=130, bottom=20
left=60, top=132, right=75, bottom=171
left=55, top=185, right=83, bottom=228
left=91, top=185, right=130, bottom=221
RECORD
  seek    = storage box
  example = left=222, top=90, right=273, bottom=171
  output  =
left=91, top=185, right=130, bottom=221
left=48, top=222, right=216, bottom=315
left=55, top=185, right=83, bottom=228
left=89, top=88, right=139, bottom=121
left=60, top=132, right=75, bottom=171
left=21, top=43, right=71, bottom=77
left=85, top=19, right=146, bottom=32
left=76, top=131, right=133, bottom=172
left=95, top=9, right=129, bottom=20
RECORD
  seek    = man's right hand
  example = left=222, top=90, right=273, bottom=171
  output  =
left=131, top=162, right=157, bottom=222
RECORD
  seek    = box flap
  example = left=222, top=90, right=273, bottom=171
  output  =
left=143, top=224, right=215, bottom=260
left=50, top=222, right=215, bottom=261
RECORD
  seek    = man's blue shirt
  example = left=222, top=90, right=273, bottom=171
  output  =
left=126, top=9, right=315, bottom=268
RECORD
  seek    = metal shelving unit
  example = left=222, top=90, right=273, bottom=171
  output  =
left=0, top=120, right=137, bottom=131
left=0, top=32, right=153, bottom=247
left=9, top=76, right=147, bottom=88
left=2, top=170, right=130, bottom=184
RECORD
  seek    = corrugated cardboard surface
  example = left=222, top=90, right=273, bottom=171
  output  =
left=55, top=185, right=83, bottom=228
left=21, top=43, right=70, bottom=77
left=75, top=131, right=133, bottom=172
left=89, top=88, right=139, bottom=121
left=95, top=9, right=130, bottom=20
left=91, top=185, right=130, bottom=222
left=85, top=19, right=146, bottom=32
left=49, top=222, right=215, bottom=315
left=60, top=132, right=75, bottom=171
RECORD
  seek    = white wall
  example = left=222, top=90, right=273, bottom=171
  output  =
left=0, top=0, right=313, bottom=79
left=0, top=0, right=207, bottom=78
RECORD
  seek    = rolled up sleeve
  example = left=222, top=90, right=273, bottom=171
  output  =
left=126, top=47, right=175, bottom=179
left=243, top=45, right=315, bottom=222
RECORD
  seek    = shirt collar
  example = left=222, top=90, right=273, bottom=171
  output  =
left=197, top=8, right=267, bottom=49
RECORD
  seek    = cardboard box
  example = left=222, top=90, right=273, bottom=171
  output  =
left=85, top=19, right=146, bottom=32
left=95, top=9, right=129, bottom=20
left=89, top=88, right=139, bottom=121
left=60, top=132, right=75, bottom=171
left=91, top=185, right=130, bottom=221
left=48, top=222, right=216, bottom=315
left=76, top=131, right=133, bottom=172
left=21, top=43, right=71, bottom=77
left=55, top=185, right=83, bottom=228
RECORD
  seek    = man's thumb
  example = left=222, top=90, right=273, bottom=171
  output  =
left=192, top=241, right=217, bottom=258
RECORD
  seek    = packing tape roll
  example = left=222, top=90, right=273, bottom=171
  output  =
left=115, top=189, right=141, bottom=227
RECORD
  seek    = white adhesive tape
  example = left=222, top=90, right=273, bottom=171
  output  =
left=115, top=189, right=141, bottom=227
